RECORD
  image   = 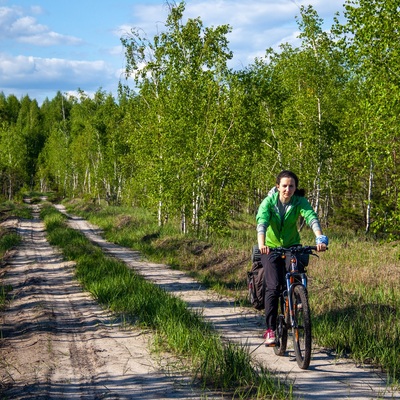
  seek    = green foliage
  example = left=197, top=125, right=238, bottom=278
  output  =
left=2, top=1, right=400, bottom=238
left=0, top=122, right=28, bottom=199
left=120, top=1, right=237, bottom=235
left=333, top=0, right=400, bottom=234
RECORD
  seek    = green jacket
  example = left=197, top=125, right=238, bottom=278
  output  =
left=256, top=191, right=318, bottom=248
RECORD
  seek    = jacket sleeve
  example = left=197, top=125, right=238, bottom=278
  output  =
left=299, top=197, right=319, bottom=226
left=256, top=193, right=276, bottom=231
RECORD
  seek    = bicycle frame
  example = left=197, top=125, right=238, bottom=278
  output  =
left=285, top=255, right=308, bottom=329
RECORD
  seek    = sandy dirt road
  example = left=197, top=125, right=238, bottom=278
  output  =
left=1, top=204, right=400, bottom=399
left=0, top=205, right=217, bottom=400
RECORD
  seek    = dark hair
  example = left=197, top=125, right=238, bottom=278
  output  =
left=276, top=170, right=305, bottom=197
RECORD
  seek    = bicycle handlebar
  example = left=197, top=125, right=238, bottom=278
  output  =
left=252, top=244, right=328, bottom=263
left=269, top=245, right=326, bottom=254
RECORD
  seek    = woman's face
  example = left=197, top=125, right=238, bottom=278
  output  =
left=277, top=177, right=296, bottom=203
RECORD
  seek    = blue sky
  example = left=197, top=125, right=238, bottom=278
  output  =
left=0, top=0, right=343, bottom=104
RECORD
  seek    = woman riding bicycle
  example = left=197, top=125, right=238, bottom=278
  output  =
left=256, top=170, right=328, bottom=346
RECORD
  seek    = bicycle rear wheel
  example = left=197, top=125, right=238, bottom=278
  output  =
left=291, top=285, right=311, bottom=369
left=274, top=296, right=288, bottom=356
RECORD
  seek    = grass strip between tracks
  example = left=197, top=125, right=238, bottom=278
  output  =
left=40, top=204, right=292, bottom=399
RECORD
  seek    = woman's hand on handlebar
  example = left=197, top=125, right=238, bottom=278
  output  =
left=259, top=244, right=270, bottom=254
left=315, top=234, right=329, bottom=252
left=316, top=243, right=327, bottom=252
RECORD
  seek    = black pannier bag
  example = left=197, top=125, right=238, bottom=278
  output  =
left=247, top=245, right=265, bottom=310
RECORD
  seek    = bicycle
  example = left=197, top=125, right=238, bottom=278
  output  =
left=269, top=245, right=320, bottom=370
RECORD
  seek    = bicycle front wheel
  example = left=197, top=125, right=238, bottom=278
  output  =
left=291, top=285, right=312, bottom=369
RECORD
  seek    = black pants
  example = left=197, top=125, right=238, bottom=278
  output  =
left=261, top=252, right=286, bottom=330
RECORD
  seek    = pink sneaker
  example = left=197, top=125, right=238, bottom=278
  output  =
left=263, top=329, right=276, bottom=346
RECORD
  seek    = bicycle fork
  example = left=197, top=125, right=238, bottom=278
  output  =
left=285, top=272, right=307, bottom=329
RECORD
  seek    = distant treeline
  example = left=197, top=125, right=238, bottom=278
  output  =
left=1, top=1, right=399, bottom=238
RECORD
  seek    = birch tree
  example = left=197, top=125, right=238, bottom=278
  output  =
left=121, top=1, right=235, bottom=234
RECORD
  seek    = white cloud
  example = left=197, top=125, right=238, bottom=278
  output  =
left=0, top=5, right=82, bottom=46
left=186, top=0, right=298, bottom=27
left=29, top=5, right=43, bottom=15
left=120, top=0, right=342, bottom=69
left=0, top=53, right=113, bottom=90
left=183, top=0, right=341, bottom=65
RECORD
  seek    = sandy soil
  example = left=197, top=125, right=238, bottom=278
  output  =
left=1, top=203, right=400, bottom=399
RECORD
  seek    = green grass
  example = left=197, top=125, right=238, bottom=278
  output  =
left=0, top=229, right=21, bottom=306
left=0, top=200, right=32, bottom=220
left=63, top=198, right=400, bottom=387
left=0, top=202, right=24, bottom=309
left=308, top=239, right=400, bottom=384
left=0, top=231, right=20, bottom=258
left=0, top=283, right=12, bottom=310
left=40, top=204, right=290, bottom=399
